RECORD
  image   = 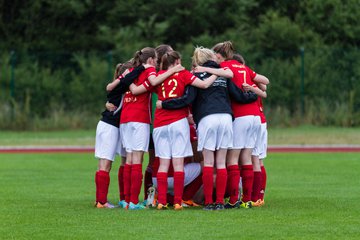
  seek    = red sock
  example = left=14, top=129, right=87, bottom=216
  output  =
left=157, top=172, right=168, bottom=205
left=183, top=174, right=202, bottom=201
left=118, top=166, right=125, bottom=201
left=130, top=164, right=143, bottom=204
left=216, top=168, right=227, bottom=204
left=227, top=165, right=240, bottom=204
left=260, top=165, right=267, bottom=200
left=123, top=164, right=131, bottom=203
left=174, top=171, right=185, bottom=205
left=95, top=170, right=110, bottom=204
left=251, top=171, right=262, bottom=202
left=144, top=165, right=153, bottom=199
left=202, top=166, right=214, bottom=205
left=240, top=165, right=254, bottom=202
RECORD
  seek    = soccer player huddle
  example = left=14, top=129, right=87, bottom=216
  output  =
left=94, top=41, right=269, bottom=211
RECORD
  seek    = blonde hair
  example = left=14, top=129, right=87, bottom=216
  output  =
left=212, top=41, right=235, bottom=60
left=192, top=47, right=215, bottom=66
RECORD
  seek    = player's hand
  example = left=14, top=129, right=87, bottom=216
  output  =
left=156, top=100, right=163, bottom=109
left=105, top=102, right=117, bottom=111
left=186, top=113, right=195, bottom=125
left=172, top=64, right=185, bottom=73
left=242, top=83, right=252, bottom=92
left=143, top=64, right=152, bottom=69
left=193, top=66, right=205, bottom=73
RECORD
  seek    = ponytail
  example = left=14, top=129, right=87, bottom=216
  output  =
left=212, top=41, right=235, bottom=60
left=160, top=51, right=181, bottom=70
left=132, top=47, right=156, bottom=67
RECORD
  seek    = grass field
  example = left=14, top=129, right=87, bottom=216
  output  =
left=1, top=125, right=360, bottom=146
left=1, top=152, right=360, bottom=239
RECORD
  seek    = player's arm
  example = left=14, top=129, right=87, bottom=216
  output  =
left=149, top=64, right=185, bottom=86
left=107, top=65, right=146, bottom=92
left=243, top=83, right=267, bottom=98
left=191, top=75, right=218, bottom=89
left=193, top=66, right=233, bottom=79
left=257, top=83, right=267, bottom=91
left=253, top=74, right=269, bottom=85
left=227, top=79, right=258, bottom=103
left=159, top=86, right=197, bottom=110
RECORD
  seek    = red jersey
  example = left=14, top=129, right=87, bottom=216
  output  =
left=153, top=69, right=196, bottom=128
left=220, top=60, right=260, bottom=117
left=120, top=67, right=156, bottom=124
left=258, top=98, right=266, bottom=123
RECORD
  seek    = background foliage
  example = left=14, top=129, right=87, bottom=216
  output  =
left=1, top=0, right=359, bottom=129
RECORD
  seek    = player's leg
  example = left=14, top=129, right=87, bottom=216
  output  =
left=251, top=155, right=262, bottom=205
left=94, top=121, right=118, bottom=208
left=144, top=136, right=155, bottom=201
left=117, top=128, right=127, bottom=206
left=215, top=148, right=227, bottom=209
left=172, top=157, right=185, bottom=210
left=153, top=124, right=172, bottom=209
left=129, top=151, right=144, bottom=206
left=202, top=149, right=215, bottom=209
left=128, top=123, right=149, bottom=209
left=226, top=149, right=241, bottom=207
left=170, top=118, right=192, bottom=210
left=239, top=116, right=261, bottom=207
left=118, top=157, right=126, bottom=207
left=157, top=158, right=170, bottom=208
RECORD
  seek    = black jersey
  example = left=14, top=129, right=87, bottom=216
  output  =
left=100, top=65, right=145, bottom=127
left=191, top=61, right=233, bottom=125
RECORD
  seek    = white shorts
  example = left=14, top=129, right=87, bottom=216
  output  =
left=95, top=120, right=119, bottom=161
left=197, top=113, right=233, bottom=151
left=253, top=123, right=268, bottom=158
left=153, top=118, right=193, bottom=159
left=120, top=122, right=150, bottom=153
left=152, top=162, right=202, bottom=194
left=116, top=127, right=126, bottom=157
left=232, top=115, right=261, bottom=149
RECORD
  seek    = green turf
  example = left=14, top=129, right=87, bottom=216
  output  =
left=1, top=152, right=359, bottom=239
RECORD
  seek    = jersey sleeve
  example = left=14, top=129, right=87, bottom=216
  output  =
left=182, top=70, right=197, bottom=85
left=246, top=66, right=257, bottom=80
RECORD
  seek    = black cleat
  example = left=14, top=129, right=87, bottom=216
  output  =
left=203, top=204, right=215, bottom=210
left=224, top=201, right=240, bottom=209
left=214, top=203, right=225, bottom=210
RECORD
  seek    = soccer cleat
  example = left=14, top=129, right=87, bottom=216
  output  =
left=224, top=201, right=240, bottom=209
left=128, top=202, right=146, bottom=210
left=95, top=202, right=115, bottom=209
left=174, top=203, right=183, bottom=211
left=252, top=199, right=264, bottom=207
left=118, top=200, right=128, bottom=209
left=157, top=203, right=169, bottom=210
left=182, top=199, right=201, bottom=207
left=146, top=186, right=157, bottom=207
left=239, top=201, right=252, bottom=209
left=203, top=203, right=215, bottom=211
left=214, top=203, right=225, bottom=210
